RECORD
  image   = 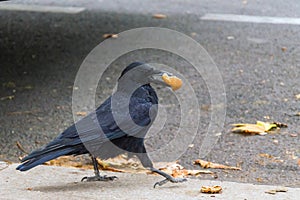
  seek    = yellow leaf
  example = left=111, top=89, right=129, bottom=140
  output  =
left=200, top=185, right=222, bottom=194
left=231, top=121, right=278, bottom=135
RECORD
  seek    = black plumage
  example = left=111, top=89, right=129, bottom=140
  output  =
left=16, top=62, right=186, bottom=187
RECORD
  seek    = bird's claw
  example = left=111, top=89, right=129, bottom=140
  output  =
left=153, top=177, right=187, bottom=188
left=81, top=175, right=118, bottom=182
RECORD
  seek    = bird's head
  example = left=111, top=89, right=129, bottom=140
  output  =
left=119, top=62, right=182, bottom=91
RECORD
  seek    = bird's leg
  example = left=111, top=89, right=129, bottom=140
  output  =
left=81, top=156, right=118, bottom=182
left=150, top=167, right=187, bottom=188
left=136, top=148, right=187, bottom=188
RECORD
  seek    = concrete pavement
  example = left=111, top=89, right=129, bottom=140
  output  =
left=0, top=163, right=299, bottom=200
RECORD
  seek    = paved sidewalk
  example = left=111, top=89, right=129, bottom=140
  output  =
left=0, top=163, right=299, bottom=200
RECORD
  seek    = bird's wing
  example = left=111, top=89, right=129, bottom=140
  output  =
left=58, top=94, right=157, bottom=146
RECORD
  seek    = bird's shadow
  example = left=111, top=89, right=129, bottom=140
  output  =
left=33, top=180, right=183, bottom=192
left=34, top=181, right=125, bottom=192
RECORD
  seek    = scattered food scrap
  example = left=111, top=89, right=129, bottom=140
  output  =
left=76, top=111, right=87, bottom=117
left=290, top=133, right=298, bottom=137
left=281, top=47, right=287, bottom=52
left=265, top=187, right=288, bottom=195
left=162, top=73, right=182, bottom=91
left=102, top=34, right=118, bottom=39
left=231, top=121, right=286, bottom=135
left=193, top=159, right=241, bottom=170
left=152, top=13, right=167, bottom=19
left=200, top=185, right=222, bottom=194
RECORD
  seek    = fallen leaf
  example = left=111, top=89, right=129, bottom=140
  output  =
left=231, top=121, right=279, bottom=135
left=256, top=177, right=263, bottom=182
left=272, top=121, right=288, bottom=128
left=193, top=159, right=241, bottom=170
left=259, top=153, right=274, bottom=159
left=0, top=95, right=14, bottom=101
left=76, top=111, right=87, bottom=116
left=152, top=14, right=167, bottom=19
left=200, top=185, right=222, bottom=194
left=26, top=188, right=33, bottom=191
left=265, top=187, right=288, bottom=194
left=3, top=81, right=16, bottom=89
left=154, top=162, right=214, bottom=178
left=102, top=34, right=118, bottom=39
left=298, top=159, right=300, bottom=167
left=294, top=112, right=300, bottom=116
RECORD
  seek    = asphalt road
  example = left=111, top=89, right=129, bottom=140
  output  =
left=0, top=0, right=299, bottom=188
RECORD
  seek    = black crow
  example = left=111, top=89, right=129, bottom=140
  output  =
left=17, top=62, right=186, bottom=188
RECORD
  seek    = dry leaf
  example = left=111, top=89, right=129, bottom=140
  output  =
left=194, top=159, right=241, bottom=170
left=272, top=121, right=288, bottom=128
left=152, top=14, right=167, bottom=19
left=231, top=121, right=278, bottom=135
left=45, top=156, right=93, bottom=169
left=44, top=155, right=213, bottom=177
left=298, top=159, right=300, bottom=167
left=256, top=177, right=263, bottom=182
left=200, top=185, right=222, bottom=194
left=149, top=161, right=214, bottom=178
left=0, top=95, right=14, bottom=101
left=103, top=34, right=118, bottom=39
left=76, top=111, right=87, bottom=116
left=265, top=187, right=288, bottom=194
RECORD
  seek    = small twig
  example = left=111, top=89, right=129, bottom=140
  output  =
left=16, top=141, right=28, bottom=154
left=7, top=109, right=40, bottom=116
left=0, top=161, right=9, bottom=171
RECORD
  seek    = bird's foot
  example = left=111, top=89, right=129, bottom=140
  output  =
left=153, top=177, right=187, bottom=188
left=81, top=174, right=118, bottom=182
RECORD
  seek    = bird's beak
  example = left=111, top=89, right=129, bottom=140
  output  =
left=150, top=70, right=182, bottom=91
